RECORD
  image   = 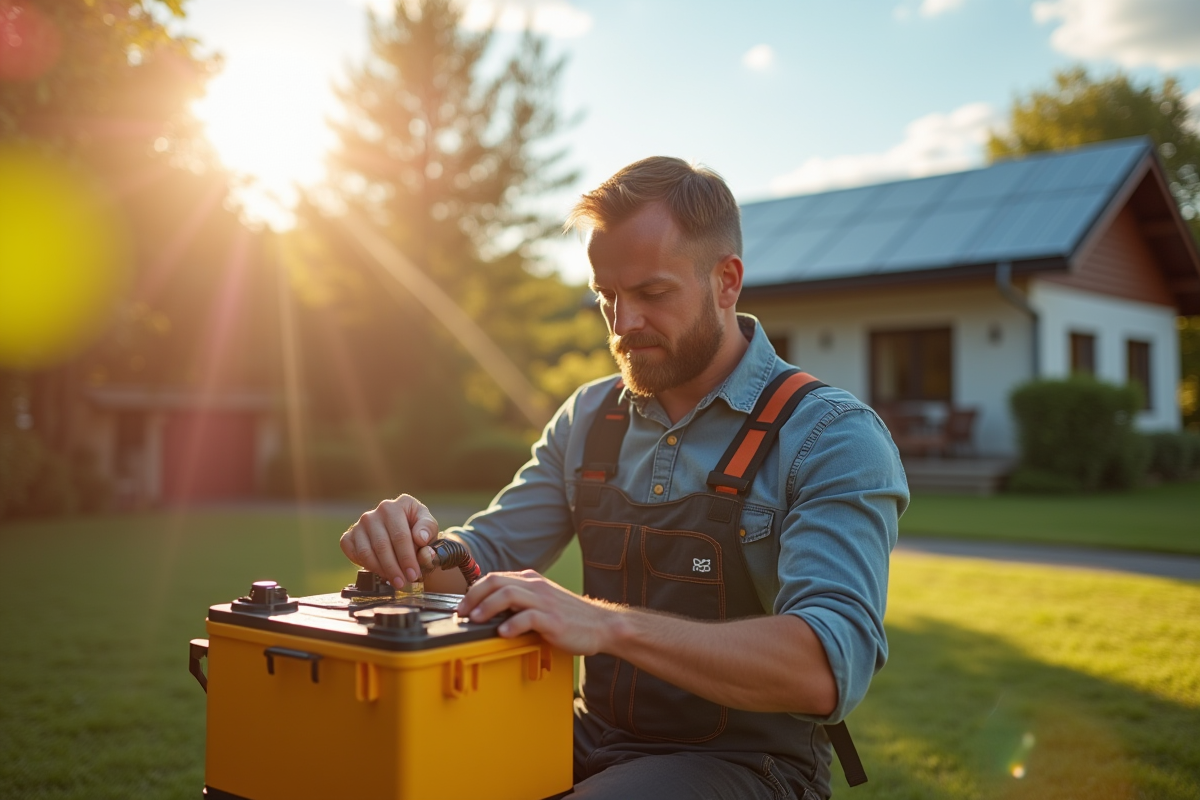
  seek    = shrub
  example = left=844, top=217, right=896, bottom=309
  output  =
left=1146, top=432, right=1195, bottom=481
left=1186, top=431, right=1200, bottom=472
left=0, top=430, right=44, bottom=518
left=1009, top=377, right=1145, bottom=492
left=1104, top=430, right=1151, bottom=490
left=0, top=432, right=108, bottom=519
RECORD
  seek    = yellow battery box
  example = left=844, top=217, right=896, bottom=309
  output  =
left=190, top=575, right=573, bottom=800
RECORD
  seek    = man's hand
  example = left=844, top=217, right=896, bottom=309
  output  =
left=339, top=495, right=441, bottom=588
left=456, top=570, right=622, bottom=656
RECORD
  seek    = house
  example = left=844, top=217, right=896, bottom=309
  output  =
left=82, top=387, right=280, bottom=506
left=736, top=138, right=1200, bottom=492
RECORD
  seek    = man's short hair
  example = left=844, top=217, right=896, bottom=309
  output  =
left=565, top=156, right=742, bottom=272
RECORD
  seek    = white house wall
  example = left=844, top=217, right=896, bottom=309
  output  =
left=1030, top=280, right=1181, bottom=431
left=745, top=282, right=1034, bottom=457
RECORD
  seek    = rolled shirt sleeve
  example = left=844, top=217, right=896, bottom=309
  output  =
left=775, top=400, right=908, bottom=724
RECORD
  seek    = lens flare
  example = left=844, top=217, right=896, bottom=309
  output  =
left=0, top=146, right=130, bottom=369
left=0, top=2, right=62, bottom=82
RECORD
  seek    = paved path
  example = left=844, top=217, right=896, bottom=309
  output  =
left=897, top=536, right=1200, bottom=581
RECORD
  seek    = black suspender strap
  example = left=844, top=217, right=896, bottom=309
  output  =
left=826, top=720, right=868, bottom=786
left=706, top=369, right=826, bottom=496
left=581, top=380, right=629, bottom=482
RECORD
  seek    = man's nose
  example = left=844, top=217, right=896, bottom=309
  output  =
left=609, top=297, right=643, bottom=337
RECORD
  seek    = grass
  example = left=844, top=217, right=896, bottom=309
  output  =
left=1, top=509, right=1198, bottom=798
left=901, top=480, right=1200, bottom=555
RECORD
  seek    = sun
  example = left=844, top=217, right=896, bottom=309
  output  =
left=192, top=49, right=339, bottom=229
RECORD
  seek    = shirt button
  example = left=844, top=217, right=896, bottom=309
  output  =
left=666, top=435, right=678, bottom=446
left=653, top=484, right=665, bottom=496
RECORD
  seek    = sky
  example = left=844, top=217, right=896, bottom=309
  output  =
left=180, top=0, right=1200, bottom=281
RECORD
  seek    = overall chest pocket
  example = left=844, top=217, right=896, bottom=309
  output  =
left=640, top=527, right=725, bottom=619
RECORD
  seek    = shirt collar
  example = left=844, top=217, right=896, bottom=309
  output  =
left=713, top=314, right=777, bottom=415
left=623, top=313, right=779, bottom=425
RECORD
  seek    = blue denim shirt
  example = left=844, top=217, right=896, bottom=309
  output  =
left=450, top=315, right=909, bottom=723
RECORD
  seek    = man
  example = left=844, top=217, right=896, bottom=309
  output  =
left=341, top=157, right=908, bottom=799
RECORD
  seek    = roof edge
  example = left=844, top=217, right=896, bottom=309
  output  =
left=739, top=257, right=1068, bottom=300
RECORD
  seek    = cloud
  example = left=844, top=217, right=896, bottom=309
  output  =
left=919, top=0, right=966, bottom=17
left=459, top=0, right=593, bottom=38
left=742, top=44, right=775, bottom=72
left=1033, top=0, right=1200, bottom=70
left=770, top=102, right=1000, bottom=196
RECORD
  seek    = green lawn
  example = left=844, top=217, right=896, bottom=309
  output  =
left=1, top=510, right=1197, bottom=799
left=901, top=480, right=1200, bottom=554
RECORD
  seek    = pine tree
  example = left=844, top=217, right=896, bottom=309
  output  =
left=282, top=0, right=607, bottom=492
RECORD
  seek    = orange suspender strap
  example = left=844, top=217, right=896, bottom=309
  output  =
left=707, top=369, right=826, bottom=496
left=707, top=369, right=870, bottom=788
left=581, top=379, right=629, bottom=482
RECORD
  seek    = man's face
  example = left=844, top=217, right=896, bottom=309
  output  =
left=587, top=203, right=724, bottom=396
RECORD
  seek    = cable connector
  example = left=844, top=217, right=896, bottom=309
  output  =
left=429, top=539, right=482, bottom=587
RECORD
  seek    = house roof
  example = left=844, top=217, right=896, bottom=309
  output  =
left=739, top=138, right=1200, bottom=312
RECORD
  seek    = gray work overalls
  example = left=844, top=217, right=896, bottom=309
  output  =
left=571, top=369, right=866, bottom=796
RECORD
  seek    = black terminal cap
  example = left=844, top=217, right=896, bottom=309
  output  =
left=341, top=569, right=396, bottom=598
left=367, top=607, right=427, bottom=639
left=231, top=580, right=299, bottom=615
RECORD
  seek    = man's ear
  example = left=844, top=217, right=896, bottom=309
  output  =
left=713, top=254, right=743, bottom=310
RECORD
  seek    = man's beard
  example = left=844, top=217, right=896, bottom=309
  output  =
left=609, top=298, right=724, bottom=397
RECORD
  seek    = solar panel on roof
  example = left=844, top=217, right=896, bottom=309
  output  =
left=740, top=195, right=819, bottom=237
left=877, top=206, right=996, bottom=272
left=738, top=137, right=1149, bottom=287
left=801, top=184, right=880, bottom=223
left=941, top=159, right=1037, bottom=204
left=967, top=190, right=1110, bottom=261
left=803, top=217, right=913, bottom=278
left=746, top=224, right=842, bottom=283
left=870, top=172, right=961, bottom=214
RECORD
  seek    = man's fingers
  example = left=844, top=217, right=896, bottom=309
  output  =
left=344, top=523, right=385, bottom=577
left=362, top=514, right=405, bottom=586
left=400, top=495, right=440, bottom=548
left=381, top=500, right=422, bottom=584
left=498, top=608, right=549, bottom=638
left=466, top=582, right=540, bottom=623
left=456, top=571, right=514, bottom=616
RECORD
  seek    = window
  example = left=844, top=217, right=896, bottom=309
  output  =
left=1127, top=339, right=1152, bottom=410
left=1069, top=332, right=1096, bottom=376
left=869, top=328, right=952, bottom=404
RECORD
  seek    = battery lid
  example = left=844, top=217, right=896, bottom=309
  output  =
left=208, top=590, right=508, bottom=651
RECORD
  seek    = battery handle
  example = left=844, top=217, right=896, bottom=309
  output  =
left=189, top=638, right=209, bottom=693
left=264, top=646, right=323, bottom=683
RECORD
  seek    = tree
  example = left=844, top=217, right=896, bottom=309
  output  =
left=988, top=67, right=1200, bottom=224
left=988, top=67, right=1200, bottom=430
left=1, top=1, right=279, bottom=515
left=279, top=0, right=607, bottom=492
